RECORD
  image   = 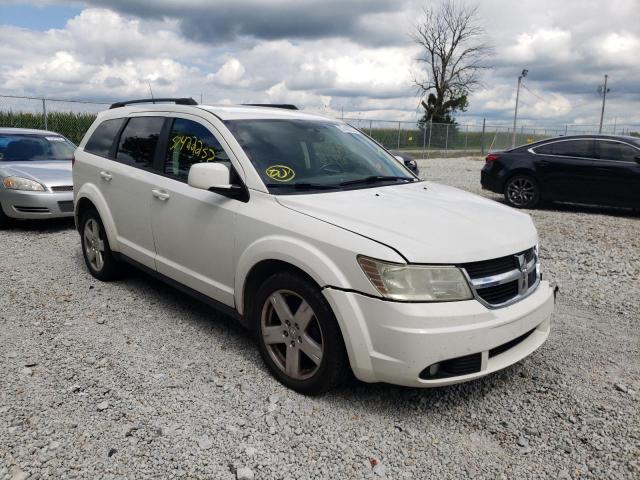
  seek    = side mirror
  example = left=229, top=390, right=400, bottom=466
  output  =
left=188, top=163, right=248, bottom=202
left=394, top=155, right=404, bottom=162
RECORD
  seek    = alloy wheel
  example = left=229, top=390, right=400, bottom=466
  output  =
left=506, top=177, right=536, bottom=207
left=83, top=218, right=105, bottom=271
left=260, top=289, right=324, bottom=380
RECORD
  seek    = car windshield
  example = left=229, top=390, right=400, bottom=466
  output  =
left=0, top=134, right=76, bottom=161
left=224, top=119, right=417, bottom=193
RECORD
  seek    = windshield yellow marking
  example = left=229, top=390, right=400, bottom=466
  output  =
left=266, top=165, right=296, bottom=182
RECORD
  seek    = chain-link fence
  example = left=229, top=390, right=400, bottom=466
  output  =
left=0, top=95, right=108, bottom=144
left=344, top=118, right=640, bottom=157
left=1, top=94, right=638, bottom=155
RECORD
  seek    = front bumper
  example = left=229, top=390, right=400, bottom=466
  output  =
left=0, top=189, right=74, bottom=219
left=323, top=280, right=555, bottom=387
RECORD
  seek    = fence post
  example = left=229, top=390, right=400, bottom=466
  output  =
left=369, top=120, right=372, bottom=137
left=445, top=123, right=449, bottom=151
left=464, top=125, right=468, bottom=149
left=564, top=125, right=568, bottom=136
left=42, top=98, right=48, bottom=130
left=421, top=123, right=427, bottom=159
left=397, top=121, right=401, bottom=150
left=427, top=119, right=433, bottom=159
left=480, top=118, right=486, bottom=155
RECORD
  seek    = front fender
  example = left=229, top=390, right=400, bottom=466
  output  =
left=234, top=235, right=352, bottom=315
left=75, top=183, right=119, bottom=251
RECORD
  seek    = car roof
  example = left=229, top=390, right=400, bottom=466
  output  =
left=0, top=127, right=66, bottom=136
left=514, top=133, right=640, bottom=151
left=97, top=103, right=337, bottom=122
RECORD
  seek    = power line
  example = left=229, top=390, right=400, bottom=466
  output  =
left=521, top=82, right=546, bottom=103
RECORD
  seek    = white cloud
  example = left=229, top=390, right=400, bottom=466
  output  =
left=0, top=1, right=639, bottom=126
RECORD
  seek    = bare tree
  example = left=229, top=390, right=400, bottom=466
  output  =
left=413, top=1, right=492, bottom=124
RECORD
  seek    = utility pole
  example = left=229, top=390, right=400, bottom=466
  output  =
left=511, top=69, right=528, bottom=148
left=598, top=74, right=609, bottom=134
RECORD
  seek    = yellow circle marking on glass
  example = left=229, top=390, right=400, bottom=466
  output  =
left=266, top=165, right=296, bottom=182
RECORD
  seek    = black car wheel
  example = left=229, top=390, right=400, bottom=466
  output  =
left=504, top=175, right=540, bottom=209
left=0, top=204, right=10, bottom=229
left=252, top=271, right=350, bottom=395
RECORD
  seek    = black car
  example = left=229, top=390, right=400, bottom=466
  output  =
left=481, top=135, right=640, bottom=209
left=390, top=151, right=419, bottom=174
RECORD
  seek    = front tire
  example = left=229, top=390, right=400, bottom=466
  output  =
left=0, top=203, right=12, bottom=229
left=252, top=272, right=350, bottom=395
left=504, top=174, right=540, bottom=209
left=80, top=208, right=121, bottom=281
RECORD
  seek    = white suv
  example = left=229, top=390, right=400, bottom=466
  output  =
left=73, top=98, right=555, bottom=394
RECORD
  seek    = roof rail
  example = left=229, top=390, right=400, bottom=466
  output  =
left=242, top=104, right=299, bottom=110
left=109, top=98, right=198, bottom=109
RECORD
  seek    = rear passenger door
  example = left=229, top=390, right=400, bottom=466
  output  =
left=534, top=139, right=599, bottom=203
left=149, top=115, right=242, bottom=307
left=103, top=115, right=166, bottom=269
left=593, top=140, right=640, bottom=207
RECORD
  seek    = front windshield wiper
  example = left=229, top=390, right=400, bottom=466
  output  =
left=266, top=183, right=338, bottom=191
left=338, top=176, right=416, bottom=187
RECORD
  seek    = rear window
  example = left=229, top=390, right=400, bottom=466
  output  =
left=0, top=134, right=75, bottom=161
left=116, top=117, right=164, bottom=168
left=85, top=118, right=125, bottom=157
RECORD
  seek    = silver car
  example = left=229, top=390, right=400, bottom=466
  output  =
left=0, top=128, right=75, bottom=227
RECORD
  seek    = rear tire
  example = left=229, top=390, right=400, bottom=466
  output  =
left=504, top=174, right=541, bottom=209
left=80, top=208, right=121, bottom=281
left=252, top=271, right=350, bottom=395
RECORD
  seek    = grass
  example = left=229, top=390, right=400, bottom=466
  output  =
left=0, top=111, right=97, bottom=145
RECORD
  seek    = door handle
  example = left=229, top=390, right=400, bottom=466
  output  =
left=99, top=171, right=113, bottom=181
left=151, top=189, right=170, bottom=201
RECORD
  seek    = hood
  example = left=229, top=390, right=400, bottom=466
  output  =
left=276, top=181, right=538, bottom=264
left=0, top=161, right=72, bottom=187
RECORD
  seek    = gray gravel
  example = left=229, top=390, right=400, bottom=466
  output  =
left=1, top=156, right=638, bottom=479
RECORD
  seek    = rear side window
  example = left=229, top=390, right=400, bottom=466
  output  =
left=116, top=117, right=164, bottom=168
left=164, top=118, right=230, bottom=180
left=85, top=118, right=124, bottom=157
left=535, top=140, right=594, bottom=158
left=596, top=141, right=639, bottom=162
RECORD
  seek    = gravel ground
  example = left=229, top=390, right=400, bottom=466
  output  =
left=1, top=156, right=638, bottom=479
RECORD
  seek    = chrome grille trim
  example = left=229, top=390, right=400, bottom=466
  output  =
left=460, top=247, right=540, bottom=309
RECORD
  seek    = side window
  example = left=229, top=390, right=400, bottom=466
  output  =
left=533, top=143, right=554, bottom=155
left=597, top=141, right=640, bottom=162
left=116, top=117, right=164, bottom=168
left=85, top=118, right=125, bottom=157
left=164, top=118, right=230, bottom=180
left=544, top=140, right=593, bottom=158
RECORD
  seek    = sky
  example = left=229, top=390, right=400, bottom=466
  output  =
left=0, top=0, right=639, bottom=127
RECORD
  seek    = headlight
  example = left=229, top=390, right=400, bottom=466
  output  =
left=2, top=176, right=46, bottom=191
left=357, top=256, right=473, bottom=302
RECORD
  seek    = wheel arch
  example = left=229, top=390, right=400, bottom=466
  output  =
left=74, top=184, right=119, bottom=250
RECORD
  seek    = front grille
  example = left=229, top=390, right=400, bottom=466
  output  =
left=476, top=280, right=519, bottom=304
left=14, top=206, right=50, bottom=213
left=461, top=247, right=538, bottom=307
left=462, top=255, right=517, bottom=279
left=420, top=353, right=482, bottom=380
left=58, top=201, right=74, bottom=212
left=51, top=185, right=73, bottom=192
left=489, top=329, right=535, bottom=358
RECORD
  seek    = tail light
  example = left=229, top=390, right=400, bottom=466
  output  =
left=485, top=154, right=500, bottom=162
